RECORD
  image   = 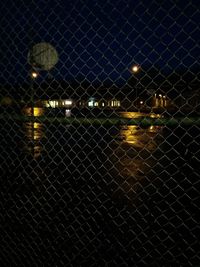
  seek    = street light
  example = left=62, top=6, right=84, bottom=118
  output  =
left=29, top=68, right=39, bottom=118
left=30, top=70, right=38, bottom=79
left=132, top=65, right=139, bottom=73
left=131, top=64, right=141, bottom=108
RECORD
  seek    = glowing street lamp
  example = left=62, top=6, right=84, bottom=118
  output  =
left=132, top=65, right=139, bottom=73
left=31, top=71, right=38, bottom=79
left=29, top=69, right=39, bottom=118
left=131, top=64, right=141, bottom=106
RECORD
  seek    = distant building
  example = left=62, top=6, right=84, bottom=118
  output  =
left=107, top=99, right=121, bottom=108
left=78, top=98, right=121, bottom=109
left=42, top=99, right=73, bottom=108
left=41, top=97, right=121, bottom=110
left=152, top=94, right=169, bottom=108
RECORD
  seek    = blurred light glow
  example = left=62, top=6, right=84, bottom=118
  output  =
left=49, top=101, right=56, bottom=108
left=33, top=107, right=43, bottom=117
left=132, top=65, right=139, bottom=73
left=65, top=109, right=71, bottom=117
left=23, top=107, right=44, bottom=116
left=88, top=97, right=95, bottom=107
left=65, top=100, right=72, bottom=105
left=150, top=113, right=161, bottom=118
left=31, top=71, right=38, bottom=78
left=109, top=100, right=120, bottom=107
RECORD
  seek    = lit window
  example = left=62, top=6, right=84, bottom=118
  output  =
left=44, top=101, right=50, bottom=107
left=33, top=107, right=43, bottom=117
left=88, top=101, right=94, bottom=107
left=65, top=100, right=72, bottom=106
left=49, top=101, right=56, bottom=108
left=88, top=97, right=95, bottom=107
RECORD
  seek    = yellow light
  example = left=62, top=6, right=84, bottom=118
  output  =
left=159, top=94, right=162, bottom=97
left=33, top=122, right=41, bottom=129
left=31, top=71, right=38, bottom=78
left=150, top=113, right=161, bottom=118
left=132, top=65, right=139, bottom=73
left=33, top=107, right=43, bottom=116
left=140, top=101, right=143, bottom=105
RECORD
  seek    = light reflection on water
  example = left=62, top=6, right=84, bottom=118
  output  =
left=21, top=109, right=163, bottom=174
left=119, top=111, right=163, bottom=149
left=22, top=106, right=44, bottom=117
left=119, top=111, right=162, bottom=119
left=120, top=125, right=162, bottom=149
left=112, top=112, right=164, bottom=186
left=25, top=122, right=43, bottom=140
left=23, top=121, right=44, bottom=158
left=22, top=107, right=44, bottom=158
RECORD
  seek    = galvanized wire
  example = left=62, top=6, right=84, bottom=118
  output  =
left=0, top=0, right=200, bottom=266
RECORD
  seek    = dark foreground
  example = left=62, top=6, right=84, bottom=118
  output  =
left=0, top=117, right=200, bottom=266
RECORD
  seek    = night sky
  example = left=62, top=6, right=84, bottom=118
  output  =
left=0, top=0, right=199, bottom=86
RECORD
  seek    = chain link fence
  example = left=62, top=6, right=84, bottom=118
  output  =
left=0, top=0, right=200, bottom=266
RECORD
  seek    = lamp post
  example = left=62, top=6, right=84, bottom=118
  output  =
left=30, top=68, right=39, bottom=117
left=131, top=64, right=140, bottom=109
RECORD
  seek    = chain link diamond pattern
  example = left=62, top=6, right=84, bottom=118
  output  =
left=0, top=0, right=200, bottom=266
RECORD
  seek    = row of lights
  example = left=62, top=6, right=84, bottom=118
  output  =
left=155, top=94, right=166, bottom=98
left=31, top=64, right=140, bottom=79
left=43, top=99, right=121, bottom=109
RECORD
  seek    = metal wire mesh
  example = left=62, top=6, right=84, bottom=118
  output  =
left=0, top=0, right=200, bottom=266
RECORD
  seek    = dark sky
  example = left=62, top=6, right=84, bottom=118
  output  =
left=0, top=0, right=199, bottom=86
